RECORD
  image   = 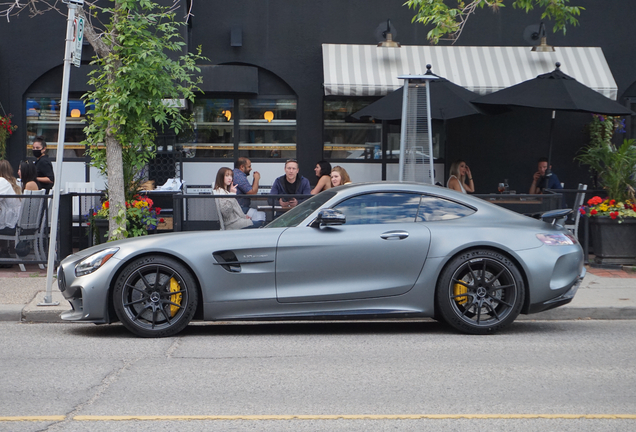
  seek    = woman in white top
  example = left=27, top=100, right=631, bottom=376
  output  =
left=447, top=159, right=475, bottom=194
left=213, top=167, right=262, bottom=230
left=0, top=160, right=22, bottom=232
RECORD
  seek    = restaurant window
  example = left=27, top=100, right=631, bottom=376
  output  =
left=238, top=98, right=296, bottom=159
left=25, top=96, right=89, bottom=159
left=323, top=98, right=381, bottom=160
left=179, top=98, right=234, bottom=158
left=178, top=97, right=297, bottom=160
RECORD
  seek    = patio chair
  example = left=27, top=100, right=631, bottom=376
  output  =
left=180, top=190, right=223, bottom=231
left=0, top=189, right=47, bottom=271
left=565, top=183, right=588, bottom=239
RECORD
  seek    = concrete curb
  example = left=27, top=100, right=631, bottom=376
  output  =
left=21, top=291, right=70, bottom=323
left=2, top=293, right=636, bottom=324
left=517, top=307, right=636, bottom=320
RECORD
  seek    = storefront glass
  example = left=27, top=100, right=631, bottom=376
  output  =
left=238, top=98, right=297, bottom=159
left=178, top=98, right=235, bottom=158
left=323, top=98, right=381, bottom=159
left=177, top=97, right=297, bottom=159
left=25, top=96, right=88, bottom=159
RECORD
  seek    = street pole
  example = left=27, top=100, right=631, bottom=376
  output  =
left=40, top=1, right=83, bottom=306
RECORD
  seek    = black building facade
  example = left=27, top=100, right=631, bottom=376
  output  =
left=1, top=0, right=635, bottom=193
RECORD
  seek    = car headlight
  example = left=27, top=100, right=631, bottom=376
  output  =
left=75, top=247, right=119, bottom=277
left=536, top=233, right=577, bottom=246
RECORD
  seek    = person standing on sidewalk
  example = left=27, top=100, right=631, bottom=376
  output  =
left=32, top=136, right=54, bottom=192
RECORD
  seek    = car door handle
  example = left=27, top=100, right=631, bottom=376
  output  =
left=380, top=231, right=409, bottom=240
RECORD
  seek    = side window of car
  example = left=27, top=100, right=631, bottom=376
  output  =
left=334, top=193, right=422, bottom=225
left=416, top=195, right=476, bottom=221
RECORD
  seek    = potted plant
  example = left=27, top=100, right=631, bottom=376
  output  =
left=576, top=115, right=636, bottom=265
left=0, top=113, right=17, bottom=160
left=88, top=195, right=163, bottom=244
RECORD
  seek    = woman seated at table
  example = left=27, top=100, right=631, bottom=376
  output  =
left=18, top=161, right=39, bottom=192
left=213, top=167, right=263, bottom=229
left=330, top=166, right=352, bottom=187
left=447, top=159, right=474, bottom=194
left=311, top=160, right=332, bottom=195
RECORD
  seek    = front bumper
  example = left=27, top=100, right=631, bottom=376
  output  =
left=57, top=254, right=118, bottom=324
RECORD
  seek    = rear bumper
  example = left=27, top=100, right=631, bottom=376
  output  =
left=526, top=266, right=586, bottom=314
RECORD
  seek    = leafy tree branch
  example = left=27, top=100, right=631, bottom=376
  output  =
left=404, top=0, right=584, bottom=44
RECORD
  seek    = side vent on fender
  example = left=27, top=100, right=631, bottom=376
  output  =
left=213, top=251, right=241, bottom=273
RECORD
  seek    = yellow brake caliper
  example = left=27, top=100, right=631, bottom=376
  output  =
left=453, top=282, right=468, bottom=305
left=170, top=278, right=183, bottom=317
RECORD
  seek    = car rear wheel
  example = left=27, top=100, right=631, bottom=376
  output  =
left=436, top=249, right=524, bottom=335
left=113, top=255, right=198, bottom=338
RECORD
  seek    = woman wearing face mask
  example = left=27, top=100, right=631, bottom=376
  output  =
left=31, top=136, right=54, bottom=192
left=213, top=167, right=263, bottom=229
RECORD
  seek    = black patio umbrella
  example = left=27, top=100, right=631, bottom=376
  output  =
left=473, top=62, right=634, bottom=172
left=351, top=65, right=482, bottom=121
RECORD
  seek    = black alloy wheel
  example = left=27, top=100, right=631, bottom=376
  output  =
left=113, top=255, right=198, bottom=337
left=436, top=249, right=525, bottom=335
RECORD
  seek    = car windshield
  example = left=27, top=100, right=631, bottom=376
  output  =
left=266, top=191, right=337, bottom=228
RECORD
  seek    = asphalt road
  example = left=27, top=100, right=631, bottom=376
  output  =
left=1, top=320, right=635, bottom=432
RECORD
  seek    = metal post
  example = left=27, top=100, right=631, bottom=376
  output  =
left=398, top=79, right=409, bottom=182
left=425, top=81, right=434, bottom=185
left=40, top=2, right=81, bottom=306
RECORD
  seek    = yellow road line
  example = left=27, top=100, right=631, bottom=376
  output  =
left=3, top=414, right=636, bottom=422
left=0, top=416, right=65, bottom=422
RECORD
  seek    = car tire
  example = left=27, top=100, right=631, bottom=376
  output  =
left=436, top=249, right=525, bottom=335
left=113, top=255, right=198, bottom=338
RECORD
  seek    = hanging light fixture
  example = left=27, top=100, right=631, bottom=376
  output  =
left=70, top=109, right=81, bottom=118
left=263, top=111, right=274, bottom=122
left=531, top=22, right=555, bottom=52
left=377, top=19, right=401, bottom=48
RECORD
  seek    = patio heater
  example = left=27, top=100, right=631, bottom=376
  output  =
left=398, top=75, right=438, bottom=184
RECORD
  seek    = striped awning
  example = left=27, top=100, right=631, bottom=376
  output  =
left=323, top=44, right=618, bottom=99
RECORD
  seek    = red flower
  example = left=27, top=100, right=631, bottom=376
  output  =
left=579, top=208, right=586, bottom=215
left=610, top=212, right=618, bottom=219
left=155, top=207, right=161, bottom=215
left=590, top=209, right=598, bottom=215
left=588, top=196, right=603, bottom=206
left=103, top=201, right=109, bottom=209
left=609, top=199, right=616, bottom=206
left=159, top=218, right=165, bottom=223
left=633, top=205, right=636, bottom=212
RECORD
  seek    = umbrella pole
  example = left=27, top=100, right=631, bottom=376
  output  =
left=546, top=110, right=556, bottom=177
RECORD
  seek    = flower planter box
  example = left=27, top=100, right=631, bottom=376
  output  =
left=589, top=217, right=636, bottom=265
left=93, top=218, right=109, bottom=245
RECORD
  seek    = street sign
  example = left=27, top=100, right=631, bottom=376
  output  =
left=71, top=16, right=84, bottom=68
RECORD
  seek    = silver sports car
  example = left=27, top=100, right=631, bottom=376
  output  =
left=58, top=182, right=585, bottom=337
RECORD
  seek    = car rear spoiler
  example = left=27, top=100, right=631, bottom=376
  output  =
left=526, top=208, right=573, bottom=227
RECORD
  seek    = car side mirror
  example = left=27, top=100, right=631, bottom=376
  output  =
left=313, top=209, right=346, bottom=227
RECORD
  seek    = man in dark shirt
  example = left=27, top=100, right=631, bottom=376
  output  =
left=233, top=157, right=260, bottom=213
left=32, top=136, right=54, bottom=192
left=529, top=157, right=562, bottom=194
left=269, top=159, right=311, bottom=210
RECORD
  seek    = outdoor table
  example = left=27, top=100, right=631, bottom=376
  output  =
left=476, top=193, right=559, bottom=215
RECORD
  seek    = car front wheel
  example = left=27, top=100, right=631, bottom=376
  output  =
left=436, top=249, right=525, bottom=335
left=113, top=255, right=198, bottom=338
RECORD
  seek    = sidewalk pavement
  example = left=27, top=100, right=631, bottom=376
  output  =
left=0, top=264, right=635, bottom=324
